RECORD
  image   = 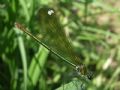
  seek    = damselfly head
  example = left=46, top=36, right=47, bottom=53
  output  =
left=76, top=64, right=93, bottom=79
left=76, top=64, right=87, bottom=76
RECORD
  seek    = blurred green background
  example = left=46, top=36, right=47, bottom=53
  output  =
left=0, top=0, right=120, bottom=90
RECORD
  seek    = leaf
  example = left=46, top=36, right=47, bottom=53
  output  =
left=56, top=79, right=87, bottom=90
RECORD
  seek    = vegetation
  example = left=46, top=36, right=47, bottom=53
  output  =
left=0, top=0, right=120, bottom=90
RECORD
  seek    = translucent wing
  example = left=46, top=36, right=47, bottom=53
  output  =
left=35, top=7, right=84, bottom=67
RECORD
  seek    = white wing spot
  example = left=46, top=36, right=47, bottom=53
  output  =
left=48, top=9, right=54, bottom=15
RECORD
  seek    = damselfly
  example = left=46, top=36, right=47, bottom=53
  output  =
left=15, top=7, right=88, bottom=76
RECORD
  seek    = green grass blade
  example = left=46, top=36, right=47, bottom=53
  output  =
left=15, top=28, right=27, bottom=90
left=28, top=45, right=49, bottom=89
